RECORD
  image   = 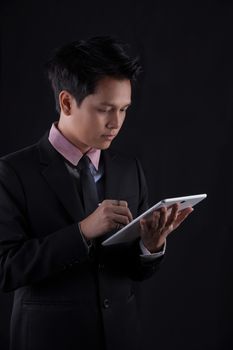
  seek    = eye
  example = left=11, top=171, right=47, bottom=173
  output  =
left=97, top=109, right=110, bottom=113
left=120, top=108, right=128, bottom=113
left=122, top=105, right=131, bottom=112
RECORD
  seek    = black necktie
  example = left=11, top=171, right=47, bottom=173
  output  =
left=78, top=155, right=99, bottom=216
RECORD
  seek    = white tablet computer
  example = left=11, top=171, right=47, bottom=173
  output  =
left=102, top=193, right=207, bottom=246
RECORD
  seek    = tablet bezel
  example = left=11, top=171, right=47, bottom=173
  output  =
left=102, top=193, right=207, bottom=246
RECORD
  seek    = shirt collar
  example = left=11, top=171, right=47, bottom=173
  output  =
left=48, top=122, right=101, bottom=170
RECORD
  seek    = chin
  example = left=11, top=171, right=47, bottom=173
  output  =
left=96, top=141, right=112, bottom=150
left=98, top=144, right=111, bottom=150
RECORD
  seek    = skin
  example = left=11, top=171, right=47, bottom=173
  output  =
left=58, top=76, right=193, bottom=253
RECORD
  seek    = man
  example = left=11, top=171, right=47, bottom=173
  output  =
left=0, top=36, right=192, bottom=350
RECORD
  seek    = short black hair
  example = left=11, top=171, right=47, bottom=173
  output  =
left=45, top=36, right=142, bottom=113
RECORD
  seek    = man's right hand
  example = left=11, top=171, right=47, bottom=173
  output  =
left=79, top=199, right=133, bottom=240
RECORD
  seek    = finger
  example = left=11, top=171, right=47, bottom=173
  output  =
left=166, top=203, right=179, bottom=227
left=140, top=219, right=146, bottom=233
left=112, top=200, right=128, bottom=207
left=140, top=217, right=155, bottom=235
left=148, top=208, right=166, bottom=231
left=173, top=207, right=194, bottom=229
left=177, top=207, right=193, bottom=220
left=158, top=207, right=167, bottom=229
left=112, top=213, right=132, bottom=226
left=142, top=211, right=160, bottom=232
left=145, top=210, right=159, bottom=224
left=112, top=205, right=133, bottom=222
left=119, top=200, right=128, bottom=207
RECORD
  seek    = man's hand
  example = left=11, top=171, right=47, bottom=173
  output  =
left=79, top=199, right=133, bottom=240
left=140, top=204, right=193, bottom=253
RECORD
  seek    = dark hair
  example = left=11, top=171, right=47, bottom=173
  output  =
left=45, top=36, right=142, bottom=113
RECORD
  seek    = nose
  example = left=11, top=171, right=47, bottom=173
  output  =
left=106, top=111, right=122, bottom=129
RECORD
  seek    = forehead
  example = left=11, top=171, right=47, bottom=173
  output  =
left=89, top=77, right=131, bottom=105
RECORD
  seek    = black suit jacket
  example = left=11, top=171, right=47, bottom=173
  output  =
left=0, top=133, right=162, bottom=350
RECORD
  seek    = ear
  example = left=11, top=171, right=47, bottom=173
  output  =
left=59, top=91, right=73, bottom=116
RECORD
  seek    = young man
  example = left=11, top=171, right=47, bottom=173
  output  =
left=0, top=36, right=192, bottom=350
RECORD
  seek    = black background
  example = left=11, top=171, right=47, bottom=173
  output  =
left=1, top=1, right=233, bottom=349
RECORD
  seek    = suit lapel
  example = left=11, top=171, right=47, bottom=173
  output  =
left=38, top=133, right=84, bottom=222
left=102, top=150, right=122, bottom=200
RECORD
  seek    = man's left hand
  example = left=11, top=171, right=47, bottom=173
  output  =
left=140, top=204, right=193, bottom=253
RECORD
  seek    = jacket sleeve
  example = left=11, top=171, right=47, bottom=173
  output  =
left=0, top=160, right=89, bottom=292
left=101, top=158, right=164, bottom=281
left=134, top=157, right=165, bottom=278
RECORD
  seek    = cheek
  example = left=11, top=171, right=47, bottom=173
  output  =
left=119, top=114, right=126, bottom=128
left=85, top=116, right=104, bottom=137
left=74, top=114, right=93, bottom=131
left=90, top=115, right=106, bottom=129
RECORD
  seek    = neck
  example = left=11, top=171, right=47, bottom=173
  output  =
left=57, top=120, right=91, bottom=154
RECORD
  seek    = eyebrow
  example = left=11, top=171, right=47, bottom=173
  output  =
left=99, top=102, right=131, bottom=108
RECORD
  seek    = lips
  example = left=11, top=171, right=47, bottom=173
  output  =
left=102, top=134, right=116, bottom=140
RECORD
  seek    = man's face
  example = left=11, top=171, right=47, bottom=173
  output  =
left=59, top=77, right=131, bottom=153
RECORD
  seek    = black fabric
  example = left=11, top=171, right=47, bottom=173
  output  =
left=78, top=155, right=99, bottom=216
left=0, top=133, right=163, bottom=350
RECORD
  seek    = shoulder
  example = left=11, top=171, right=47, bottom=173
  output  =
left=103, top=148, right=139, bottom=166
left=0, top=144, right=40, bottom=196
left=0, top=130, right=52, bottom=181
left=0, top=132, right=51, bottom=172
left=1, top=143, right=38, bottom=162
left=0, top=142, right=39, bottom=173
left=103, top=148, right=146, bottom=181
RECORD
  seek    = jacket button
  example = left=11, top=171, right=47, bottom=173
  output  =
left=103, top=298, right=110, bottom=309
